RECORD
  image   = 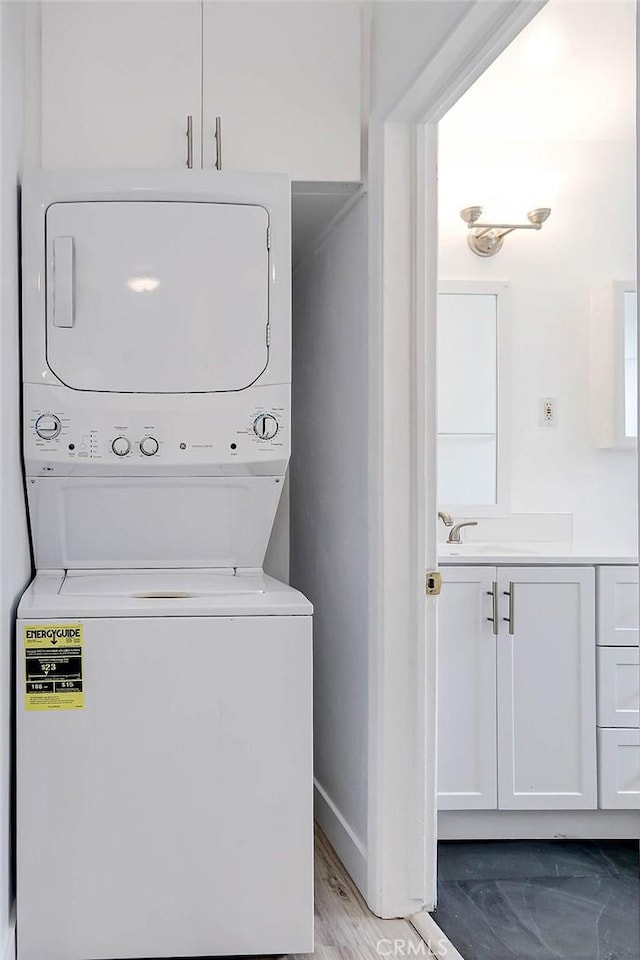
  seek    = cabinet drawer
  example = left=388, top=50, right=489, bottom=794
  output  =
left=598, top=728, right=640, bottom=809
left=597, top=647, right=639, bottom=728
left=597, top=566, right=639, bottom=646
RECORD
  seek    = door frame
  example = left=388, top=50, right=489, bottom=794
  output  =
left=366, top=0, right=547, bottom=918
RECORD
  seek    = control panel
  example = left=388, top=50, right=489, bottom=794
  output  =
left=23, top=383, right=290, bottom=477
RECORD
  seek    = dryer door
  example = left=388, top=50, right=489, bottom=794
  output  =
left=45, top=201, right=269, bottom=393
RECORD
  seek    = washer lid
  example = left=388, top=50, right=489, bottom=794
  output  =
left=59, top=568, right=266, bottom=598
left=45, top=201, right=270, bottom=393
left=19, top=570, right=312, bottom=618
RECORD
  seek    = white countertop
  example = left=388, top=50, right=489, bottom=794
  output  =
left=438, top=543, right=638, bottom=565
left=440, top=555, right=638, bottom=565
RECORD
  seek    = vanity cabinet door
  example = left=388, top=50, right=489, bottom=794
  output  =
left=497, top=566, right=597, bottom=810
left=437, top=566, right=498, bottom=810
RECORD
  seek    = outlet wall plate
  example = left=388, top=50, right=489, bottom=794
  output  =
left=540, top=397, right=557, bottom=427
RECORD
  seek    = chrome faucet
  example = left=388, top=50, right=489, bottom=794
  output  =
left=447, top=520, right=478, bottom=544
left=438, top=511, right=454, bottom=528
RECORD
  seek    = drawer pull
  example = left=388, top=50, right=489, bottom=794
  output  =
left=486, top=582, right=498, bottom=635
left=503, top=582, right=515, bottom=635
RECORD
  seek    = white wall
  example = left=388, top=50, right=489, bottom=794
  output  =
left=290, top=196, right=369, bottom=890
left=0, top=4, right=32, bottom=958
left=438, top=134, right=637, bottom=555
left=369, top=1, right=474, bottom=117
left=270, top=0, right=480, bottom=586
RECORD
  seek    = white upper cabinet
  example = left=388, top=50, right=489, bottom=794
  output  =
left=496, top=567, right=597, bottom=810
left=41, top=2, right=202, bottom=170
left=201, top=3, right=361, bottom=180
left=39, top=1, right=362, bottom=181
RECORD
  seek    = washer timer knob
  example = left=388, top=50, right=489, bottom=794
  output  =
left=35, top=414, right=62, bottom=440
left=253, top=414, right=279, bottom=441
left=140, top=436, right=159, bottom=457
left=111, top=436, right=131, bottom=457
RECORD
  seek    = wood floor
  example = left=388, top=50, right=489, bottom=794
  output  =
left=287, top=828, right=435, bottom=960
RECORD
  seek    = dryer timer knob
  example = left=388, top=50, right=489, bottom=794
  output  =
left=253, top=414, right=279, bottom=441
left=35, top=414, right=61, bottom=440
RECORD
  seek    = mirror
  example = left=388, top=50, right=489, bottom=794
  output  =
left=437, top=282, right=508, bottom=512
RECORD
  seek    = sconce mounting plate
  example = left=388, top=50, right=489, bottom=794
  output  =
left=467, top=232, right=504, bottom=258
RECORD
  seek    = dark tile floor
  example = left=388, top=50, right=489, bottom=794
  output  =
left=432, top=839, right=640, bottom=960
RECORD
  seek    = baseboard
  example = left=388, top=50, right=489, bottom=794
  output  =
left=314, top=779, right=368, bottom=895
left=439, top=809, right=640, bottom=840
left=409, top=910, right=465, bottom=960
left=1, top=911, right=16, bottom=960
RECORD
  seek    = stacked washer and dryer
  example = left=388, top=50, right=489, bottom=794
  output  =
left=16, top=172, right=313, bottom=960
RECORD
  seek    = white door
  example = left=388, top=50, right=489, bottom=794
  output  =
left=46, top=201, right=270, bottom=393
left=437, top=567, right=498, bottom=810
left=201, top=2, right=361, bottom=180
left=496, top=566, right=597, bottom=810
left=41, top=1, right=202, bottom=169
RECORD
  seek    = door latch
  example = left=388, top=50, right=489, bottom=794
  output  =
left=425, top=571, right=443, bottom=596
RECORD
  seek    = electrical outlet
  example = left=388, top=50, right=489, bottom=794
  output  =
left=540, top=397, right=557, bottom=427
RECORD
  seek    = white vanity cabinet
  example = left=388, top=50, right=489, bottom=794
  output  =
left=40, top=1, right=362, bottom=180
left=438, top=565, right=598, bottom=812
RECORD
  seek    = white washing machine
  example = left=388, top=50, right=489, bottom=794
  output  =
left=17, top=171, right=313, bottom=960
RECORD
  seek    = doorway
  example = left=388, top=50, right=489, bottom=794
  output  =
left=431, top=2, right=639, bottom=956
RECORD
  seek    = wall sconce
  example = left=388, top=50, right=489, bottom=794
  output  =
left=460, top=206, right=551, bottom=257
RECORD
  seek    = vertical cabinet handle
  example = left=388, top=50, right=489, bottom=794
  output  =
left=486, top=582, right=498, bottom=635
left=503, top=582, right=515, bottom=635
left=214, top=116, right=223, bottom=170
left=186, top=114, right=194, bottom=169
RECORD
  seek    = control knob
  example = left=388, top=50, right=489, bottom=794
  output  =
left=35, top=414, right=61, bottom=441
left=112, top=436, right=131, bottom=457
left=140, top=436, right=159, bottom=457
left=253, top=414, right=279, bottom=441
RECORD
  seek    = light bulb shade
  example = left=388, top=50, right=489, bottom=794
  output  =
left=527, top=207, right=551, bottom=226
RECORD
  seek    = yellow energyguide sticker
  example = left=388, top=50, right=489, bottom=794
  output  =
left=23, top=623, right=84, bottom=710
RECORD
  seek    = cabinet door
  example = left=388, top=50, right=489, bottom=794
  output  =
left=41, top=2, right=202, bottom=169
left=201, top=2, right=361, bottom=181
left=597, top=566, right=639, bottom=646
left=497, top=567, right=597, bottom=810
left=437, top=567, right=498, bottom=810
